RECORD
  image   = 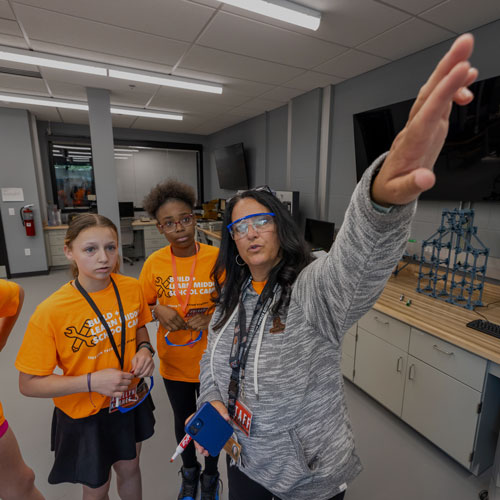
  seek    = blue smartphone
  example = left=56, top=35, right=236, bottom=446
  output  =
left=185, top=402, right=233, bottom=457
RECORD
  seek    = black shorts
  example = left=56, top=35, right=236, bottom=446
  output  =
left=49, top=394, right=155, bottom=489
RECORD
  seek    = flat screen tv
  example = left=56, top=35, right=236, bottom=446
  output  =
left=353, top=74, right=500, bottom=202
left=214, top=143, right=249, bottom=190
left=304, top=218, right=335, bottom=251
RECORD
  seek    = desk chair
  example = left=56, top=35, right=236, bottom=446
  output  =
left=120, top=218, right=136, bottom=265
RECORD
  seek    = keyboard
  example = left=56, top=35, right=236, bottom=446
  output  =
left=466, top=319, right=500, bottom=340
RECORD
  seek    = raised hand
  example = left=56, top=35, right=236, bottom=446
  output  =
left=371, top=34, right=478, bottom=207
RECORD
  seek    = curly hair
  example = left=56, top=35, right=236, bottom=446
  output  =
left=143, top=179, right=196, bottom=219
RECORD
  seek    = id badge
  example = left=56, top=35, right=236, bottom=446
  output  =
left=224, top=434, right=242, bottom=465
left=231, top=399, right=253, bottom=437
left=109, top=381, right=147, bottom=413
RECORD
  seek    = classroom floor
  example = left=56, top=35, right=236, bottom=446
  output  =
left=1, top=263, right=491, bottom=500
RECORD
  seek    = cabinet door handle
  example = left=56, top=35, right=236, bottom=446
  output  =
left=396, top=356, right=403, bottom=373
left=408, top=364, right=415, bottom=380
left=433, top=344, right=454, bottom=356
left=374, top=316, right=389, bottom=325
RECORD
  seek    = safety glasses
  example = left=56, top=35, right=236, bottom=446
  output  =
left=227, top=212, right=276, bottom=240
left=117, top=376, right=154, bottom=414
left=164, top=329, right=203, bottom=347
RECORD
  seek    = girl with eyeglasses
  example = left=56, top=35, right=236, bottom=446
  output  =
left=193, top=34, right=478, bottom=500
left=16, top=214, right=155, bottom=500
left=139, top=180, right=221, bottom=500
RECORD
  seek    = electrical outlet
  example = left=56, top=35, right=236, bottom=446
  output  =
left=24, top=248, right=31, bottom=256
left=8, top=208, right=15, bottom=216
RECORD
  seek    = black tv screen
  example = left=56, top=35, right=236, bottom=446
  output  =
left=353, top=74, right=500, bottom=202
left=304, top=218, right=335, bottom=251
left=214, top=143, right=249, bottom=190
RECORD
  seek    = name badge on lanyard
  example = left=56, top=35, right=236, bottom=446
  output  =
left=231, top=399, right=253, bottom=437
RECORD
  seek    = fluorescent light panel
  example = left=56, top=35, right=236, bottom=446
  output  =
left=53, top=145, right=91, bottom=150
left=108, top=69, right=222, bottom=94
left=114, top=148, right=139, bottom=153
left=0, top=45, right=222, bottom=94
left=0, top=47, right=107, bottom=75
left=222, top=0, right=321, bottom=30
left=0, top=93, right=183, bottom=120
left=110, top=107, right=182, bottom=121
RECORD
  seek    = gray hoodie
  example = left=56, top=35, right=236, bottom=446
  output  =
left=198, top=156, right=416, bottom=500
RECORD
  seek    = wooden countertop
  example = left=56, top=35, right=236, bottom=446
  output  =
left=375, top=264, right=500, bottom=364
left=197, top=227, right=222, bottom=240
left=45, top=220, right=157, bottom=231
left=44, top=224, right=68, bottom=230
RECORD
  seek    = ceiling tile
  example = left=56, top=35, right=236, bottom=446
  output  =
left=358, top=18, right=454, bottom=60
left=420, top=0, right=500, bottom=33
left=29, top=40, right=174, bottom=74
left=13, top=4, right=190, bottom=66
left=173, top=68, right=274, bottom=96
left=150, top=86, right=248, bottom=113
left=0, top=18, right=23, bottom=37
left=0, top=59, right=39, bottom=72
left=374, top=0, right=447, bottom=15
left=315, top=49, right=389, bottom=79
left=283, top=70, right=343, bottom=90
left=0, top=100, right=60, bottom=120
left=0, top=34, right=28, bottom=48
left=220, top=0, right=411, bottom=47
left=198, top=11, right=346, bottom=69
left=111, top=114, right=136, bottom=128
left=12, top=0, right=215, bottom=42
left=57, top=108, right=89, bottom=124
left=181, top=45, right=304, bottom=85
left=0, top=0, right=15, bottom=19
left=0, top=73, right=48, bottom=94
left=258, top=86, right=304, bottom=102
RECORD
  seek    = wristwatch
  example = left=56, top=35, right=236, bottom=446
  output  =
left=137, top=341, right=155, bottom=357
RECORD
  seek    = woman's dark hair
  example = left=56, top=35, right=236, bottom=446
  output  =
left=143, top=179, right=196, bottom=220
left=212, top=189, right=312, bottom=330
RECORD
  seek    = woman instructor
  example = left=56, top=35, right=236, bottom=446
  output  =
left=195, top=34, right=478, bottom=500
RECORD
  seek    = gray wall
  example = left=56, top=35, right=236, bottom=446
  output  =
left=0, top=108, right=48, bottom=275
left=36, top=121, right=208, bottom=209
left=329, top=19, right=500, bottom=275
left=117, top=149, right=198, bottom=207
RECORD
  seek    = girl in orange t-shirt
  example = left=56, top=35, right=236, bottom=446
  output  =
left=16, top=214, right=155, bottom=500
left=0, top=279, right=45, bottom=500
left=140, top=180, right=220, bottom=500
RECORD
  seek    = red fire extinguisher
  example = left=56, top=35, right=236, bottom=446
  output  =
left=20, top=204, right=36, bottom=237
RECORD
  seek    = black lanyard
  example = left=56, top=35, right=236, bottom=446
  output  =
left=75, top=276, right=127, bottom=370
left=227, top=277, right=277, bottom=417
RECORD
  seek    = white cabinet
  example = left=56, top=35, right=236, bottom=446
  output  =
left=142, top=226, right=165, bottom=258
left=352, top=309, right=487, bottom=472
left=44, top=228, right=70, bottom=267
left=402, top=355, right=482, bottom=468
left=354, top=326, right=407, bottom=415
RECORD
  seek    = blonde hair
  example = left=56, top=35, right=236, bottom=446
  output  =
left=65, top=213, right=120, bottom=278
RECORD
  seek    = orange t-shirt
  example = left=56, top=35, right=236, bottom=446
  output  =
left=139, top=243, right=219, bottom=382
left=0, top=279, right=20, bottom=427
left=15, top=274, right=151, bottom=419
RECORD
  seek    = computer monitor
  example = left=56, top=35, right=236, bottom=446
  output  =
left=304, top=218, right=335, bottom=251
left=119, top=202, right=135, bottom=218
